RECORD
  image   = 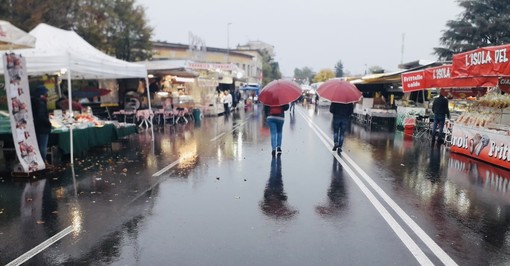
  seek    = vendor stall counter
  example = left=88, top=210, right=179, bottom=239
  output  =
left=450, top=93, right=510, bottom=169
left=0, top=122, right=137, bottom=158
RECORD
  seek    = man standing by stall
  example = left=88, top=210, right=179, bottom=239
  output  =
left=431, top=89, right=450, bottom=144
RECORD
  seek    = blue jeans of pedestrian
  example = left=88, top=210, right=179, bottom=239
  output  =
left=432, top=114, right=445, bottom=140
left=36, top=133, right=49, bottom=160
left=332, top=117, right=349, bottom=148
left=267, top=117, right=284, bottom=150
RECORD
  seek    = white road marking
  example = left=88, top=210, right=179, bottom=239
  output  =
left=7, top=225, right=74, bottom=266
left=152, top=159, right=181, bottom=177
left=210, top=120, right=248, bottom=142
left=298, top=109, right=458, bottom=266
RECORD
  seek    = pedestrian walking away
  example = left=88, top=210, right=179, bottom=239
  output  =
left=330, top=102, right=354, bottom=153
left=264, top=104, right=289, bottom=156
left=431, top=89, right=450, bottom=143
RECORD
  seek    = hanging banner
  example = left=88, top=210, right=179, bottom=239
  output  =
left=450, top=124, right=510, bottom=170
left=425, top=65, right=498, bottom=88
left=3, top=53, right=45, bottom=172
left=452, top=44, right=510, bottom=78
left=401, top=70, right=425, bottom=92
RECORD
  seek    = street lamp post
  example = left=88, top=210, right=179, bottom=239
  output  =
left=227, top=22, right=232, bottom=63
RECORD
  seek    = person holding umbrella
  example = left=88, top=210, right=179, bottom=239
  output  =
left=264, top=103, right=289, bottom=156
left=316, top=79, right=362, bottom=153
left=330, top=102, right=354, bottom=152
left=259, top=79, right=301, bottom=157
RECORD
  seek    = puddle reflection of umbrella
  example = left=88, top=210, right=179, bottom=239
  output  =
left=259, top=79, right=302, bottom=107
left=317, top=79, right=362, bottom=103
left=0, top=20, right=36, bottom=50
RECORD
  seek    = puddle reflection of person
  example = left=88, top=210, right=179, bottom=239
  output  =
left=427, top=145, right=442, bottom=182
left=259, top=157, right=298, bottom=220
left=21, top=180, right=47, bottom=249
left=316, top=158, right=347, bottom=218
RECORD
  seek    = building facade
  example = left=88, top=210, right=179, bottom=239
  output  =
left=151, top=41, right=265, bottom=85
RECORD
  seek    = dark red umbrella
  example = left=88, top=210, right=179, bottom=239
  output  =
left=259, top=79, right=302, bottom=107
left=316, top=79, right=362, bottom=103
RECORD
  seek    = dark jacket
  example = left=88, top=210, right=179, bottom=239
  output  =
left=329, top=102, right=354, bottom=118
left=31, top=95, right=52, bottom=134
left=264, top=104, right=289, bottom=118
left=432, top=95, right=450, bottom=119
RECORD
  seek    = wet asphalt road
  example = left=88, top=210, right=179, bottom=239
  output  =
left=1, top=104, right=510, bottom=265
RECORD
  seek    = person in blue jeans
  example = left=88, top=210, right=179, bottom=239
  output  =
left=431, top=90, right=450, bottom=143
left=264, top=104, right=289, bottom=156
left=330, top=102, right=354, bottom=153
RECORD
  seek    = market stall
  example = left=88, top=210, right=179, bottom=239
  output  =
left=351, top=71, right=404, bottom=128
left=0, top=23, right=150, bottom=164
left=0, top=110, right=136, bottom=159
left=400, top=65, right=499, bottom=137
left=447, top=44, right=510, bottom=169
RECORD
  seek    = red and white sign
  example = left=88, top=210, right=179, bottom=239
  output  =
left=401, top=70, right=425, bottom=92
left=450, top=124, right=510, bottom=170
left=401, top=65, right=498, bottom=92
left=426, top=65, right=498, bottom=88
left=452, top=44, right=510, bottom=78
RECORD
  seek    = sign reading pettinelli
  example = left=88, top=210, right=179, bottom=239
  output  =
left=3, top=53, right=46, bottom=172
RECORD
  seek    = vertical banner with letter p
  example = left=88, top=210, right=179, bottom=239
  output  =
left=3, top=53, right=45, bottom=172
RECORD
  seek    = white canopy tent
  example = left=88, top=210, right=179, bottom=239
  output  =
left=0, top=23, right=152, bottom=164
left=0, top=20, right=36, bottom=50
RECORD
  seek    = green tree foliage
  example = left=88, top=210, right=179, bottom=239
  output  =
left=0, top=0, right=77, bottom=32
left=334, top=60, right=344, bottom=77
left=0, top=0, right=153, bottom=61
left=262, top=49, right=281, bottom=86
left=434, top=0, right=510, bottom=60
left=313, top=69, right=335, bottom=83
left=293, top=67, right=314, bottom=84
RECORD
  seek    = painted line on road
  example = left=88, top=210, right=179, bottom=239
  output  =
left=152, top=158, right=181, bottom=177
left=210, top=120, right=248, bottom=142
left=297, top=110, right=433, bottom=265
left=7, top=225, right=74, bottom=266
left=298, top=109, right=457, bottom=266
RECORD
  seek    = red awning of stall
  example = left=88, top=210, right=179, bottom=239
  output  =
left=426, top=65, right=498, bottom=88
left=452, top=43, right=510, bottom=78
left=401, top=64, right=500, bottom=93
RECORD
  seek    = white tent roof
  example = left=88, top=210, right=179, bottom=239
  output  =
left=0, top=23, right=147, bottom=79
left=0, top=20, right=36, bottom=50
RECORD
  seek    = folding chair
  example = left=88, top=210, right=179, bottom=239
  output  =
left=413, top=115, right=430, bottom=139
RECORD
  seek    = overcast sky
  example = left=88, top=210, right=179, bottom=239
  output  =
left=136, top=0, right=463, bottom=77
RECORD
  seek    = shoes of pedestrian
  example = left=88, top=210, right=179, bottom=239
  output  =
left=332, top=143, right=339, bottom=151
left=271, top=150, right=276, bottom=157
left=277, top=147, right=282, bottom=154
left=337, top=147, right=342, bottom=153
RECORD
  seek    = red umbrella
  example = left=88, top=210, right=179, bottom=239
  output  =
left=259, top=79, right=302, bottom=107
left=316, top=79, right=362, bottom=103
